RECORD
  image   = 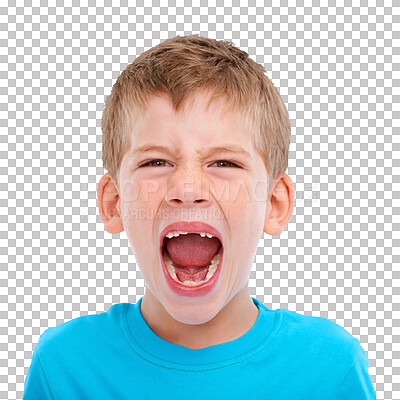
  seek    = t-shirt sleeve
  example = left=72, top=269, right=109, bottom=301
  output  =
left=337, top=343, right=376, bottom=400
left=23, top=342, right=54, bottom=400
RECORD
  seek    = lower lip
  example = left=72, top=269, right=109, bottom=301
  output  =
left=160, top=245, right=224, bottom=297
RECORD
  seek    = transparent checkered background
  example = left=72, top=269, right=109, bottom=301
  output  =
left=1, top=1, right=398, bottom=399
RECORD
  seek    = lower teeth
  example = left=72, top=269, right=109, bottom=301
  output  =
left=163, top=252, right=221, bottom=287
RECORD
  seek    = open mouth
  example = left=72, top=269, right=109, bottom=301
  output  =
left=160, top=230, right=224, bottom=288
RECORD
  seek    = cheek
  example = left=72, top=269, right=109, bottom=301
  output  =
left=223, top=181, right=254, bottom=213
left=119, top=180, right=141, bottom=204
left=135, top=179, right=167, bottom=205
left=120, top=179, right=164, bottom=206
left=228, top=196, right=265, bottom=254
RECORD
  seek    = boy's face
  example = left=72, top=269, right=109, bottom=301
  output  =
left=101, top=91, right=288, bottom=325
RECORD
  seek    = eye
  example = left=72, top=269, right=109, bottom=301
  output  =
left=211, top=160, right=241, bottom=168
left=139, top=159, right=241, bottom=168
left=140, top=159, right=172, bottom=167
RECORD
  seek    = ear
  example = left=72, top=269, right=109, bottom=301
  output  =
left=97, top=172, right=124, bottom=234
left=263, top=173, right=294, bottom=236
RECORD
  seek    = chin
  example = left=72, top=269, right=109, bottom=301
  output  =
left=167, top=304, right=220, bottom=326
left=161, top=295, right=222, bottom=325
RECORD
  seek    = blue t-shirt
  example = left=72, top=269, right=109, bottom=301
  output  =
left=23, top=297, right=376, bottom=399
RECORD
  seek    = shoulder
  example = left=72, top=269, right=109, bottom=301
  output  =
left=264, top=308, right=375, bottom=397
left=36, top=303, right=127, bottom=355
left=278, top=309, right=361, bottom=369
left=280, top=308, right=359, bottom=344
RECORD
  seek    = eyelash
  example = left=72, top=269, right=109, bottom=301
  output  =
left=140, top=159, right=241, bottom=168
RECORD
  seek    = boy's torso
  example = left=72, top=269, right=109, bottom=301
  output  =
left=24, top=298, right=370, bottom=400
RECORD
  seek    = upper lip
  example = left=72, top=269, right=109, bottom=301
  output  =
left=159, top=221, right=224, bottom=251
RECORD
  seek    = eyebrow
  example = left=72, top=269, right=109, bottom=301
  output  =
left=131, top=144, right=251, bottom=159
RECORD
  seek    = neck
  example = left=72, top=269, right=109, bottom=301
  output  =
left=140, top=286, right=259, bottom=350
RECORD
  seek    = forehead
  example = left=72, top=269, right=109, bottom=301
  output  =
left=129, top=91, right=254, bottom=151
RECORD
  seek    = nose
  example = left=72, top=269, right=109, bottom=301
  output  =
left=165, top=168, right=211, bottom=207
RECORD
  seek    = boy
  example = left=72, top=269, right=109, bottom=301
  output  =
left=23, top=35, right=376, bottom=399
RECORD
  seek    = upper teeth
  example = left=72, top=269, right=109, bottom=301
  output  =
left=165, top=231, right=215, bottom=239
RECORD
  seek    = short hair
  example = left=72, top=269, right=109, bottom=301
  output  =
left=101, top=34, right=291, bottom=191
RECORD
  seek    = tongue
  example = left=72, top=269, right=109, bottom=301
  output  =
left=165, top=233, right=221, bottom=268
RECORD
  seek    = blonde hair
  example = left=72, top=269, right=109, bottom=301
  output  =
left=101, top=34, right=291, bottom=191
